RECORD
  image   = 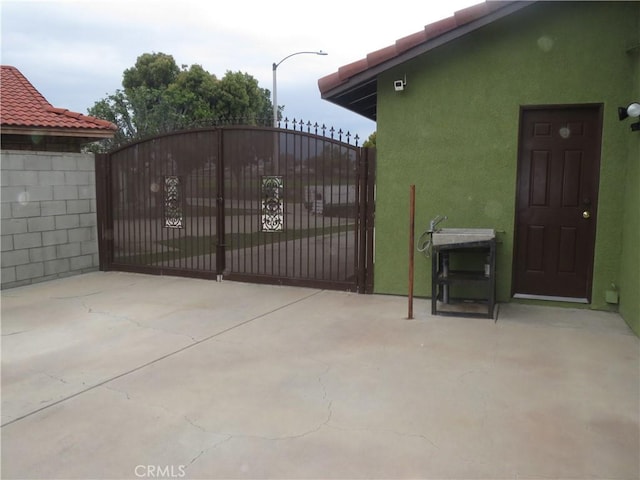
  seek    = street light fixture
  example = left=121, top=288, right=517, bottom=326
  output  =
left=272, top=50, right=328, bottom=127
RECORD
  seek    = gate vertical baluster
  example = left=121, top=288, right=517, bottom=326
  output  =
left=359, top=147, right=368, bottom=292
left=198, top=133, right=203, bottom=273
left=144, top=145, right=150, bottom=269
left=140, top=142, right=146, bottom=269
left=169, top=141, right=175, bottom=270
left=230, top=130, right=235, bottom=274
left=133, top=146, right=139, bottom=267
left=271, top=130, right=277, bottom=277
left=253, top=129, right=258, bottom=275
left=207, top=132, right=212, bottom=273
left=243, top=129, right=249, bottom=275
left=317, top=131, right=324, bottom=280
left=130, top=147, right=136, bottom=266
left=336, top=141, right=342, bottom=283
left=298, top=129, right=315, bottom=279
left=213, top=130, right=218, bottom=275
left=331, top=136, right=336, bottom=282
left=152, top=142, right=158, bottom=271
left=126, top=149, right=132, bottom=265
left=205, top=131, right=212, bottom=273
left=348, top=135, right=355, bottom=288
left=198, top=133, right=203, bottom=272
left=340, top=142, right=347, bottom=285
left=285, top=129, right=290, bottom=279
left=120, top=153, right=125, bottom=265
left=192, top=133, right=198, bottom=272
left=347, top=141, right=352, bottom=285
left=177, top=136, right=183, bottom=271
left=322, top=134, right=328, bottom=282
left=120, top=150, right=126, bottom=264
left=272, top=128, right=278, bottom=276
left=179, top=135, right=185, bottom=271
left=216, top=128, right=225, bottom=278
left=142, top=142, right=148, bottom=270
left=153, top=142, right=159, bottom=269
left=113, top=154, right=118, bottom=265
left=312, top=134, right=317, bottom=280
left=106, top=153, right=114, bottom=268
left=188, top=135, right=193, bottom=271
left=130, top=148, right=135, bottom=265
left=282, top=127, right=287, bottom=276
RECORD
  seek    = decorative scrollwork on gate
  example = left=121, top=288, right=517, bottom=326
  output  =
left=261, top=176, right=284, bottom=232
left=164, top=175, right=183, bottom=229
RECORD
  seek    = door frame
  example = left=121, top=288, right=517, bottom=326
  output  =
left=511, top=103, right=604, bottom=302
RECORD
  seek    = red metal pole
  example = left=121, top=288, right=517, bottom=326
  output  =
left=408, top=185, right=415, bottom=319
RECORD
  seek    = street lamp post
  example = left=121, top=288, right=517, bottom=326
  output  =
left=272, top=50, right=327, bottom=127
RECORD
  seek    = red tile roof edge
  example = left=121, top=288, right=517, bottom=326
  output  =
left=318, top=1, right=516, bottom=95
left=44, top=106, right=117, bottom=130
left=1, top=65, right=117, bottom=132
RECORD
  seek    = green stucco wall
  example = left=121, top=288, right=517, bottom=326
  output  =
left=618, top=8, right=640, bottom=335
left=374, top=2, right=639, bottom=324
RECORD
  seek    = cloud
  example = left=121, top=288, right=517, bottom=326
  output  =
left=1, top=0, right=479, bottom=141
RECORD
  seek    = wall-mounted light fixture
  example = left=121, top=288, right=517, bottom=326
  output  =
left=394, top=75, right=407, bottom=92
left=618, top=102, right=640, bottom=131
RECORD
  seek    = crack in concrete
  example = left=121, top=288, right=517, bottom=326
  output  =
left=330, top=423, right=439, bottom=449
left=52, top=291, right=104, bottom=300
left=81, top=301, right=198, bottom=343
left=103, top=385, right=131, bottom=400
left=186, top=435, right=234, bottom=468
left=183, top=364, right=335, bottom=444
left=180, top=362, right=336, bottom=471
left=101, top=381, right=236, bottom=470
left=49, top=280, right=139, bottom=300
left=2, top=330, right=28, bottom=336
left=41, top=371, right=68, bottom=385
left=1, top=289, right=324, bottom=429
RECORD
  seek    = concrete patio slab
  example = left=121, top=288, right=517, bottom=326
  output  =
left=2, top=272, right=639, bottom=479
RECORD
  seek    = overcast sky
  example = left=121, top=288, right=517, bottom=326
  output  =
left=2, top=0, right=480, bottom=143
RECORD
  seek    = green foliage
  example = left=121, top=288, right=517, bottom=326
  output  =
left=87, top=52, right=273, bottom=152
left=214, top=71, right=273, bottom=122
left=363, top=131, right=376, bottom=148
left=122, top=52, right=180, bottom=90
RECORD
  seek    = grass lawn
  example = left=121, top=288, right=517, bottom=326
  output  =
left=114, top=223, right=355, bottom=266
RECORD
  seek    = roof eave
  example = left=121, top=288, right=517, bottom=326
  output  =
left=1, top=125, right=116, bottom=139
left=320, top=1, right=535, bottom=120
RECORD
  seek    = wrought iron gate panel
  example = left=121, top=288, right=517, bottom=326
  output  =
left=99, top=130, right=220, bottom=279
left=221, top=127, right=360, bottom=289
left=96, top=126, right=374, bottom=291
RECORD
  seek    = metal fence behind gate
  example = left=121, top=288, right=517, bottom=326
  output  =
left=96, top=125, right=375, bottom=292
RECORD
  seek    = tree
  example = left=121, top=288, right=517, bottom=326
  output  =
left=122, top=52, right=180, bottom=90
left=363, top=131, right=376, bottom=148
left=87, top=52, right=273, bottom=151
left=213, top=71, right=272, bottom=122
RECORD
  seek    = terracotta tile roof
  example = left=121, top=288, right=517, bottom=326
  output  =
left=318, top=1, right=532, bottom=120
left=1, top=65, right=116, bottom=134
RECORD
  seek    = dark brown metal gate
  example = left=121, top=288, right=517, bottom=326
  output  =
left=96, top=125, right=375, bottom=292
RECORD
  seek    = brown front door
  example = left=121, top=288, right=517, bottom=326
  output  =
left=513, top=105, right=602, bottom=300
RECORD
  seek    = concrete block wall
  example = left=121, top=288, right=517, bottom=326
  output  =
left=1, top=150, right=99, bottom=289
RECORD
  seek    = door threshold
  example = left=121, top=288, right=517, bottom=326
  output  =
left=513, top=294, right=589, bottom=304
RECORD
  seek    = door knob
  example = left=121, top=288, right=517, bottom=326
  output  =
left=582, top=210, right=591, bottom=219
